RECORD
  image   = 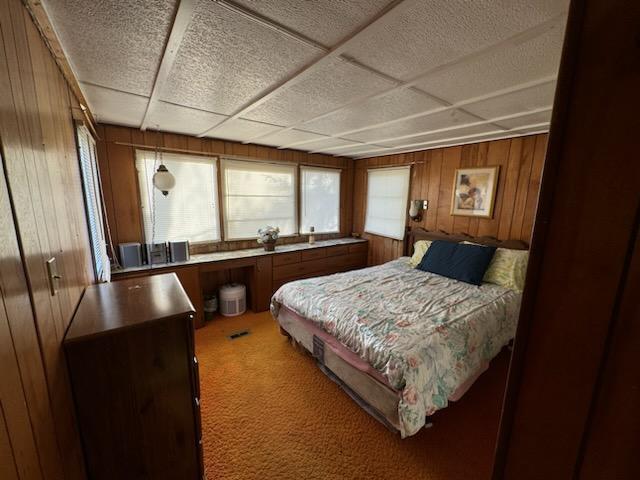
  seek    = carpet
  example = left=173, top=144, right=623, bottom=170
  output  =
left=196, top=311, right=508, bottom=480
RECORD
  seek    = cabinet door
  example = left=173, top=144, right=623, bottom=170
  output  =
left=253, top=256, right=273, bottom=312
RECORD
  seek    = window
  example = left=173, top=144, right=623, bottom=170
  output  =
left=300, top=166, right=340, bottom=234
left=76, top=125, right=109, bottom=281
left=364, top=166, right=410, bottom=240
left=136, top=150, right=220, bottom=243
left=221, top=159, right=297, bottom=240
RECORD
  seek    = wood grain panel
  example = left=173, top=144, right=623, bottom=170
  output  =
left=577, top=231, right=640, bottom=479
left=96, top=124, right=354, bottom=258
left=0, top=151, right=64, bottom=479
left=0, top=0, right=94, bottom=478
left=0, top=406, right=19, bottom=480
left=352, top=134, right=547, bottom=265
left=493, top=0, right=640, bottom=475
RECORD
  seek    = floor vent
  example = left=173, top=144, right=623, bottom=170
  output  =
left=227, top=330, right=250, bottom=340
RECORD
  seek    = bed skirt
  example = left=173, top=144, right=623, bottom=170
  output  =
left=276, top=306, right=489, bottom=435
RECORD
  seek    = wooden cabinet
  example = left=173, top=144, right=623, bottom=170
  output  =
left=64, top=274, right=203, bottom=480
left=112, top=240, right=369, bottom=326
left=272, top=251, right=301, bottom=266
left=271, top=243, right=368, bottom=292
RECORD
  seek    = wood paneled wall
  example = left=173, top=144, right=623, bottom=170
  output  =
left=352, top=134, right=547, bottom=265
left=0, top=0, right=93, bottom=477
left=96, top=124, right=355, bottom=256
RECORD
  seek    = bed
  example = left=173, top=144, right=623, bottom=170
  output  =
left=270, top=228, right=526, bottom=438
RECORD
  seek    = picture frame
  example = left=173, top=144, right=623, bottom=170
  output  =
left=450, top=166, right=500, bottom=218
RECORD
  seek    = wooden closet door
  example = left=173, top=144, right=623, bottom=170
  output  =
left=0, top=153, right=44, bottom=478
left=0, top=0, right=93, bottom=477
left=0, top=147, right=66, bottom=478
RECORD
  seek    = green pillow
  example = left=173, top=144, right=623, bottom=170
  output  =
left=483, top=248, right=529, bottom=291
left=409, top=240, right=432, bottom=267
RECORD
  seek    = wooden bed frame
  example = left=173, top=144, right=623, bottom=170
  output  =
left=276, top=227, right=528, bottom=434
left=405, top=227, right=529, bottom=256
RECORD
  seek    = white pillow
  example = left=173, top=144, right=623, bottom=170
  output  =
left=408, top=240, right=432, bottom=267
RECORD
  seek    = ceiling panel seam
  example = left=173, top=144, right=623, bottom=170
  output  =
left=279, top=76, right=557, bottom=149
left=354, top=129, right=550, bottom=159
left=195, top=0, right=411, bottom=138
left=245, top=12, right=566, bottom=145
left=348, top=121, right=551, bottom=157
left=311, top=107, right=553, bottom=154
left=79, top=80, right=151, bottom=99
left=140, top=0, right=198, bottom=131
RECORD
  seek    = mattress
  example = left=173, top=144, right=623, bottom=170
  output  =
left=271, top=258, right=521, bottom=437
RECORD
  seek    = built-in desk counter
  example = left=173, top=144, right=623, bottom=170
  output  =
left=112, top=238, right=368, bottom=328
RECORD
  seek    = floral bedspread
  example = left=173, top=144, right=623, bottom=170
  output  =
left=271, top=258, right=520, bottom=437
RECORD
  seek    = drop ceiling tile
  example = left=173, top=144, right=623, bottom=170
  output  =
left=354, top=131, right=525, bottom=158
left=146, top=102, right=228, bottom=137
left=299, top=137, right=360, bottom=152
left=322, top=144, right=392, bottom=157
left=81, top=83, right=148, bottom=127
left=232, top=0, right=390, bottom=46
left=380, top=124, right=501, bottom=148
left=413, top=24, right=565, bottom=103
left=462, top=82, right=555, bottom=119
left=243, top=57, right=394, bottom=126
left=161, top=1, right=318, bottom=115
left=345, top=109, right=479, bottom=144
left=255, top=129, right=329, bottom=148
left=495, top=110, right=552, bottom=130
left=303, top=88, right=444, bottom=135
left=43, top=0, right=176, bottom=96
left=342, top=0, right=568, bottom=80
left=210, top=118, right=283, bottom=143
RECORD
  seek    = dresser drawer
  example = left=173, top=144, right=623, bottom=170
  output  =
left=272, top=272, right=319, bottom=292
left=273, top=251, right=301, bottom=266
left=325, top=245, right=349, bottom=257
left=348, top=242, right=368, bottom=254
left=301, top=248, right=327, bottom=262
left=273, top=258, right=325, bottom=280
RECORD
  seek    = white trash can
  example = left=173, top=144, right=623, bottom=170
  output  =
left=219, top=283, right=246, bottom=317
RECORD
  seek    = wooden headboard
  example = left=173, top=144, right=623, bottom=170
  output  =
left=405, top=227, right=529, bottom=256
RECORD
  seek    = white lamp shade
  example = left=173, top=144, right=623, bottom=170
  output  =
left=153, top=165, right=175, bottom=195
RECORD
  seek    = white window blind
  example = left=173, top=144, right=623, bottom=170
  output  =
left=364, top=166, right=410, bottom=241
left=221, top=159, right=297, bottom=240
left=76, top=125, right=109, bottom=282
left=136, top=150, right=220, bottom=244
left=300, top=166, right=340, bottom=234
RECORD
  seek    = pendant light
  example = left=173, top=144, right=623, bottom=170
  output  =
left=152, top=127, right=175, bottom=196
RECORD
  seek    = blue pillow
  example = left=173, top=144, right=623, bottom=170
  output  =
left=417, top=241, right=496, bottom=286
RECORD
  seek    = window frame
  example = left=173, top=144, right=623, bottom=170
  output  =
left=220, top=157, right=299, bottom=241
left=75, top=123, right=108, bottom=282
left=364, top=165, right=411, bottom=241
left=133, top=152, right=345, bottom=245
left=135, top=149, right=222, bottom=245
left=299, top=165, right=341, bottom=235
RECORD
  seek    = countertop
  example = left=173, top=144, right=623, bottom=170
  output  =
left=113, top=237, right=368, bottom=275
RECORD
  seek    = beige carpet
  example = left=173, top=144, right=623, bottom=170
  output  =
left=196, top=311, right=508, bottom=480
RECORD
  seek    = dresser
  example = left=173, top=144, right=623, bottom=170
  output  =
left=64, top=273, right=203, bottom=480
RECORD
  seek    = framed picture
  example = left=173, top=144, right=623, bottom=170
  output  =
left=450, top=166, right=500, bottom=218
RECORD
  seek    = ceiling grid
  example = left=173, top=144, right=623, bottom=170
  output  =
left=42, top=0, right=569, bottom=158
